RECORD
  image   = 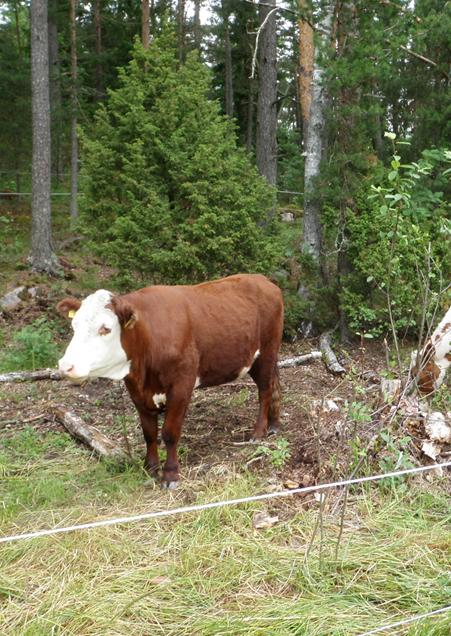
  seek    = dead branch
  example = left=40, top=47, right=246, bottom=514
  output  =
left=0, top=368, right=62, bottom=383
left=319, top=332, right=346, bottom=375
left=278, top=352, right=322, bottom=368
left=399, top=45, right=448, bottom=79
left=52, top=406, right=126, bottom=460
left=250, top=6, right=279, bottom=79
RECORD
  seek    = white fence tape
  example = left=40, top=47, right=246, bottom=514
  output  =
left=1, top=461, right=449, bottom=544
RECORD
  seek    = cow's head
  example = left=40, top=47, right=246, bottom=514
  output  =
left=57, top=290, right=136, bottom=383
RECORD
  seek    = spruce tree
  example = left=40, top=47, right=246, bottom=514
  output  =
left=81, top=30, right=277, bottom=286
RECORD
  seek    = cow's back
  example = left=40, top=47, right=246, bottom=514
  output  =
left=123, top=274, right=283, bottom=388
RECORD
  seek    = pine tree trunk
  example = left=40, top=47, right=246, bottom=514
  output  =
left=48, top=0, right=63, bottom=182
left=194, top=0, right=202, bottom=50
left=31, top=0, right=58, bottom=274
left=141, top=0, right=150, bottom=49
left=177, top=0, right=185, bottom=63
left=256, top=0, right=278, bottom=187
left=224, top=12, right=234, bottom=117
left=298, top=0, right=314, bottom=144
left=246, top=77, right=255, bottom=152
left=70, top=0, right=78, bottom=224
left=302, top=2, right=334, bottom=267
left=94, top=0, right=103, bottom=94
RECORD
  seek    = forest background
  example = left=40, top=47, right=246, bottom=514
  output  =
left=0, top=0, right=449, bottom=340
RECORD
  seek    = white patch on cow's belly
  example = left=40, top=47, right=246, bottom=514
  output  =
left=237, top=350, right=260, bottom=380
left=153, top=393, right=166, bottom=408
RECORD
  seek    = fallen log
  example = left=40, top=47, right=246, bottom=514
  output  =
left=52, top=406, right=126, bottom=460
left=278, top=352, right=322, bottom=368
left=0, top=368, right=62, bottom=383
left=319, top=332, right=346, bottom=375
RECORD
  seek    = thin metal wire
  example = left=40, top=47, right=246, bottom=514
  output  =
left=0, top=462, right=449, bottom=545
left=354, top=605, right=451, bottom=636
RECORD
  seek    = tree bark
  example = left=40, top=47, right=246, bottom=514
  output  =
left=256, top=0, right=278, bottom=187
left=48, top=0, right=63, bottom=182
left=177, top=0, right=185, bottom=63
left=224, top=9, right=234, bottom=117
left=70, top=0, right=78, bottom=224
left=141, top=0, right=150, bottom=49
left=298, top=0, right=314, bottom=144
left=246, top=76, right=255, bottom=151
left=94, top=0, right=103, bottom=94
left=302, top=2, right=334, bottom=267
left=53, top=406, right=126, bottom=460
left=194, top=0, right=202, bottom=50
left=31, top=0, right=58, bottom=274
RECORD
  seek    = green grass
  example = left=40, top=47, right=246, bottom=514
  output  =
left=0, top=429, right=450, bottom=635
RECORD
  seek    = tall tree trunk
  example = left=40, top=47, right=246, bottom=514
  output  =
left=48, top=0, right=63, bottom=182
left=298, top=0, right=314, bottom=145
left=256, top=0, right=278, bottom=188
left=246, top=77, right=255, bottom=152
left=31, top=0, right=58, bottom=273
left=70, top=0, right=78, bottom=224
left=177, top=0, right=185, bottom=63
left=141, top=0, right=150, bottom=49
left=224, top=10, right=234, bottom=117
left=194, top=0, right=202, bottom=50
left=94, top=0, right=103, bottom=94
left=302, top=2, right=334, bottom=268
left=13, top=0, right=24, bottom=191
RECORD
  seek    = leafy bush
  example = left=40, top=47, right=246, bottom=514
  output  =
left=0, top=318, right=60, bottom=372
left=341, top=143, right=450, bottom=336
left=80, top=30, right=279, bottom=287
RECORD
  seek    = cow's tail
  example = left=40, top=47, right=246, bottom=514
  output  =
left=268, top=363, right=281, bottom=433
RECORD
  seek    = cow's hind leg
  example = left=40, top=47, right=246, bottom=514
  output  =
left=249, top=354, right=280, bottom=440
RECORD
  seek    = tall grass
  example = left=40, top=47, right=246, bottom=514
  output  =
left=0, top=429, right=450, bottom=635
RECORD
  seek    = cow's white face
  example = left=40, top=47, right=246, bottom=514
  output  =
left=58, top=290, right=131, bottom=382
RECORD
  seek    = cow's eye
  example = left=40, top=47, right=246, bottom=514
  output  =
left=98, top=325, right=111, bottom=336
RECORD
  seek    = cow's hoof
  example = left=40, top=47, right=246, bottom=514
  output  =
left=268, top=425, right=279, bottom=436
left=162, top=480, right=180, bottom=490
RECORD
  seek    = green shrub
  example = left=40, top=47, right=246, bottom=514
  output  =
left=0, top=318, right=60, bottom=372
left=341, top=143, right=450, bottom=335
left=80, top=30, right=279, bottom=287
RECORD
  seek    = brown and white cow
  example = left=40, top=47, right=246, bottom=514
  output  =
left=411, top=306, right=451, bottom=395
left=57, top=274, right=284, bottom=487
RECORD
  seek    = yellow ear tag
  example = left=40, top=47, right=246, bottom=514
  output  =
left=124, top=317, right=134, bottom=329
left=68, top=310, right=76, bottom=318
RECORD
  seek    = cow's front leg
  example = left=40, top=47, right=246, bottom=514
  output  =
left=161, top=388, right=191, bottom=488
left=138, top=409, right=160, bottom=477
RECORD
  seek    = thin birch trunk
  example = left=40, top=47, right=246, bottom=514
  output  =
left=302, top=2, right=334, bottom=266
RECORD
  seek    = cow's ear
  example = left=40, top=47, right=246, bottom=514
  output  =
left=109, top=297, right=137, bottom=330
left=57, top=298, right=81, bottom=319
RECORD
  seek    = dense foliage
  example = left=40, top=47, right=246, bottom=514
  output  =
left=81, top=33, right=278, bottom=286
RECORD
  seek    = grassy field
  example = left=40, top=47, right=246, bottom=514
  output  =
left=0, top=428, right=450, bottom=635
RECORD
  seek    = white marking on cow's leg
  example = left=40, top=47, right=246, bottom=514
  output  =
left=153, top=393, right=167, bottom=408
left=253, top=349, right=260, bottom=360
left=194, top=376, right=201, bottom=389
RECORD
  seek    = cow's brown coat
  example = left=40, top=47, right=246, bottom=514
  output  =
left=58, top=274, right=284, bottom=486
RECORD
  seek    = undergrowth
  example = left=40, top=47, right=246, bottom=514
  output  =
left=0, top=429, right=449, bottom=635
